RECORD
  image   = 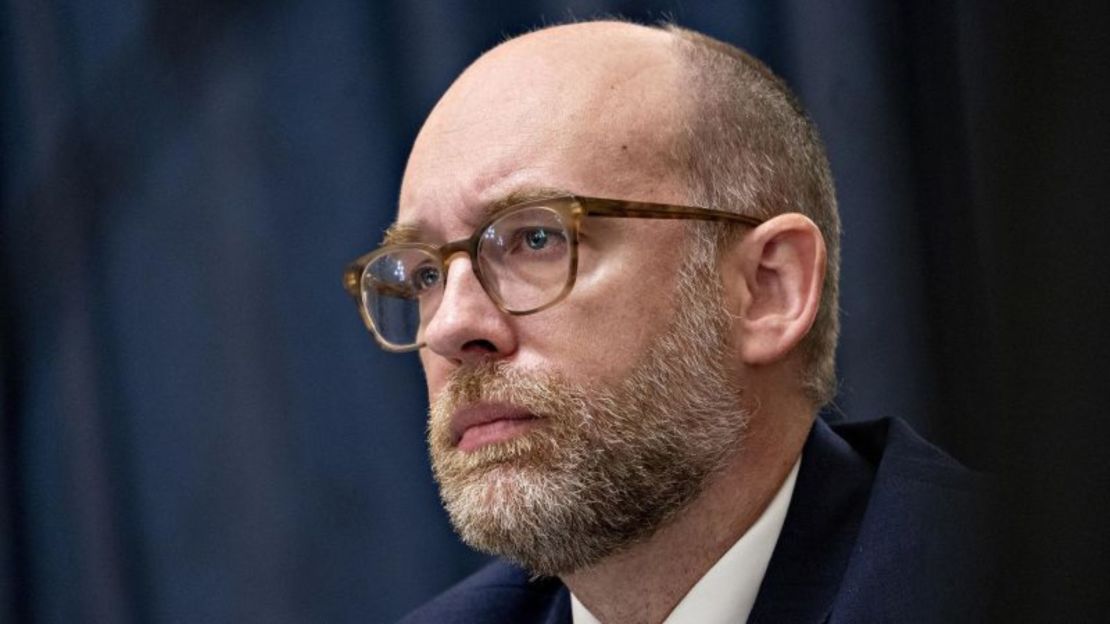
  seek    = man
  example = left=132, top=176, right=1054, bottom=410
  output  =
left=345, top=20, right=989, bottom=624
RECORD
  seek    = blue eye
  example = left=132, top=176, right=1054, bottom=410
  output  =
left=411, top=265, right=441, bottom=291
left=525, top=228, right=549, bottom=250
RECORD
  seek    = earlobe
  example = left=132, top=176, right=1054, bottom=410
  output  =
left=720, top=214, right=826, bottom=366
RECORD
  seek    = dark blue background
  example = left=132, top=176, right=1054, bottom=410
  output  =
left=3, top=1, right=1108, bottom=622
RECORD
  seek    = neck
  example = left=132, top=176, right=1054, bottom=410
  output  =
left=562, top=407, right=811, bottom=624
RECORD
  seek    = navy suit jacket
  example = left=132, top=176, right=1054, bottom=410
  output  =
left=400, top=417, right=993, bottom=623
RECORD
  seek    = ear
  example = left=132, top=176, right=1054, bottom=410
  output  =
left=720, top=213, right=826, bottom=366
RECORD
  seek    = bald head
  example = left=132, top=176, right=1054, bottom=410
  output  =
left=440, top=21, right=681, bottom=132
left=400, top=22, right=696, bottom=216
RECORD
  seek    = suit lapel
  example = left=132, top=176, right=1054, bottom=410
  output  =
left=747, top=418, right=876, bottom=623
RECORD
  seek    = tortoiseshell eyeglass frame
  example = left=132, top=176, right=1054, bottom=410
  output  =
left=342, top=195, right=765, bottom=352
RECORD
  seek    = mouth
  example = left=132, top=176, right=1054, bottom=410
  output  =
left=450, top=402, right=541, bottom=452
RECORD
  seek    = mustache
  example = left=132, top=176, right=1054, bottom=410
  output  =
left=433, top=361, right=585, bottom=415
left=438, top=360, right=510, bottom=406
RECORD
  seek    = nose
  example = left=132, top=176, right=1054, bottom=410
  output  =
left=422, top=255, right=517, bottom=365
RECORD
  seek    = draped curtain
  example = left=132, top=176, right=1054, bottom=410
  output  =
left=3, top=1, right=1107, bottom=622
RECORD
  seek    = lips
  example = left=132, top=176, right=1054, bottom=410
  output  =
left=450, top=402, right=539, bottom=452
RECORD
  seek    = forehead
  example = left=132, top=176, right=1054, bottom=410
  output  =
left=395, top=23, right=693, bottom=239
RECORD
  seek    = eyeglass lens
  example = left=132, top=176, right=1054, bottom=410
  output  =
left=361, top=203, right=574, bottom=348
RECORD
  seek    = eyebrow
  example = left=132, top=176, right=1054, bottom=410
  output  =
left=482, top=186, right=572, bottom=220
left=381, top=186, right=574, bottom=246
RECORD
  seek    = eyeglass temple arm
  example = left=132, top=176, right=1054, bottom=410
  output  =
left=579, top=198, right=764, bottom=228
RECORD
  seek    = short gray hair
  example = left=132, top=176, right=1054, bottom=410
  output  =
left=665, top=25, right=841, bottom=406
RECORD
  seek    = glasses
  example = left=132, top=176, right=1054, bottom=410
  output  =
left=343, top=195, right=764, bottom=352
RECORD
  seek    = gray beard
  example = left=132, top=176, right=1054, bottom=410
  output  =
left=427, top=261, right=749, bottom=576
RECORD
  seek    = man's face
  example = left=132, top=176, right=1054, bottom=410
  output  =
left=396, top=25, right=749, bottom=574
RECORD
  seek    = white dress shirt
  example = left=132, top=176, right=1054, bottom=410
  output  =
left=570, top=459, right=800, bottom=624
